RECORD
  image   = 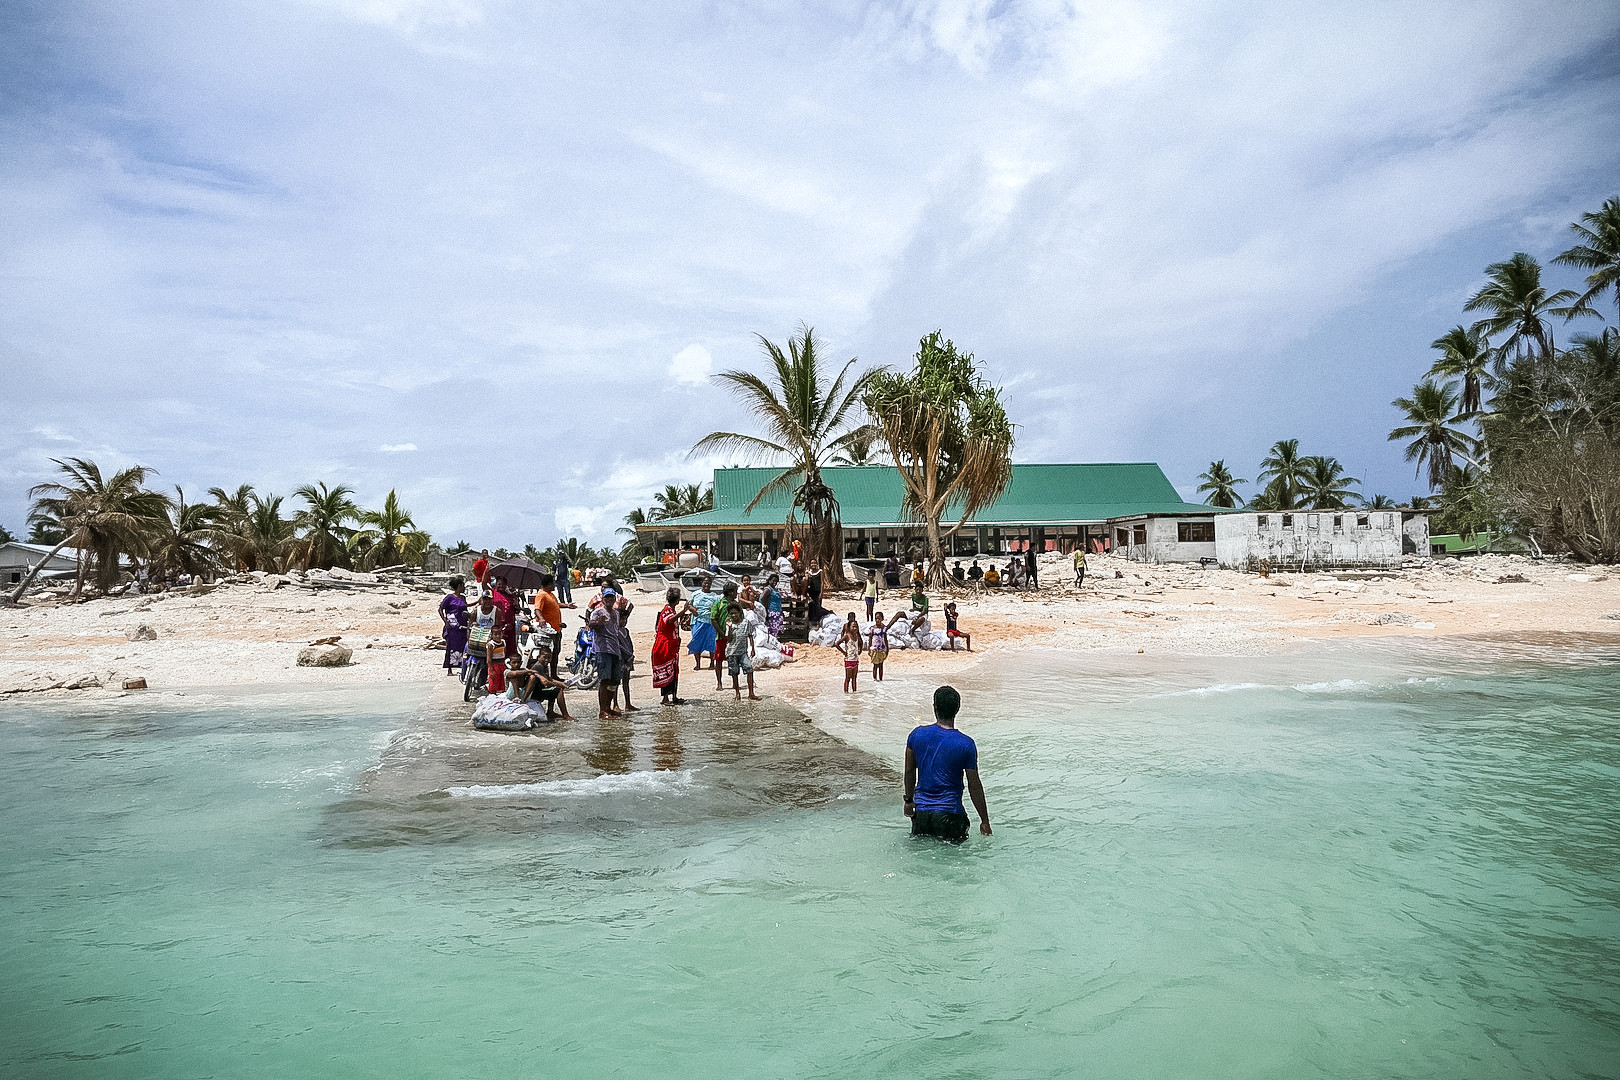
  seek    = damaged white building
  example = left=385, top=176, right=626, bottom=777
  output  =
left=1113, top=509, right=1430, bottom=569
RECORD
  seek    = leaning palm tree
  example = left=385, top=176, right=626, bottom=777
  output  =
left=148, top=487, right=221, bottom=580
left=692, top=325, right=881, bottom=587
left=1389, top=380, right=1479, bottom=491
left=1464, top=252, right=1580, bottom=366
left=1196, top=460, right=1246, bottom=507
left=1256, top=439, right=1309, bottom=510
left=290, top=482, right=360, bottom=570
left=7, top=457, right=169, bottom=603
left=1553, top=196, right=1620, bottom=324
left=349, top=489, right=429, bottom=569
left=1298, top=456, right=1362, bottom=509
left=1427, top=325, right=1493, bottom=417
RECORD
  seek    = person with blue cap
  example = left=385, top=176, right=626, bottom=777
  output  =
left=587, top=586, right=627, bottom=719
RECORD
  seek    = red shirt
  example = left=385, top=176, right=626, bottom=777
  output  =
left=472, top=557, right=489, bottom=583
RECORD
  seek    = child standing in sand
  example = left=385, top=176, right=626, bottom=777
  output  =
left=839, top=614, right=863, bottom=693
left=868, top=610, right=890, bottom=681
left=726, top=606, right=761, bottom=701
left=943, top=602, right=972, bottom=651
left=864, top=570, right=878, bottom=621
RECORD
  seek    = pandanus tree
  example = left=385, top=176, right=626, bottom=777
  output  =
left=1554, top=196, right=1620, bottom=324
left=1389, top=379, right=1479, bottom=491
left=7, top=457, right=169, bottom=603
left=1196, top=460, right=1246, bottom=507
left=692, top=325, right=880, bottom=587
left=864, top=331, right=1014, bottom=587
left=1464, top=253, right=1580, bottom=366
left=1428, top=325, right=1493, bottom=416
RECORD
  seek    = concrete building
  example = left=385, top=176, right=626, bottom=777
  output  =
left=1208, top=510, right=1429, bottom=570
left=0, top=541, right=85, bottom=587
left=638, top=463, right=1220, bottom=562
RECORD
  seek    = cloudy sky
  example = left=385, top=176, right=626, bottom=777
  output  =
left=3, top=0, right=1617, bottom=548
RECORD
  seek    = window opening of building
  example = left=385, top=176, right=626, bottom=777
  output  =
left=1177, top=521, right=1214, bottom=543
left=1281, top=514, right=1293, bottom=528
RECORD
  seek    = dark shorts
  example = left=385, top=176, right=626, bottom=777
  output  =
left=597, top=652, right=622, bottom=685
left=911, top=810, right=970, bottom=843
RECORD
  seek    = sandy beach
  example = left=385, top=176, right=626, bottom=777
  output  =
left=3, top=550, right=1617, bottom=705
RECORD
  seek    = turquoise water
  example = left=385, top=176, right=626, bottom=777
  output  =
left=3, top=649, right=1619, bottom=1079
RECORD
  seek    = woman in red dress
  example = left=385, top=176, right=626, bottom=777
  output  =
left=651, top=586, right=690, bottom=706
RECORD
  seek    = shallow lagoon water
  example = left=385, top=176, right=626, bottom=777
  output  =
left=2, top=648, right=1619, bottom=1078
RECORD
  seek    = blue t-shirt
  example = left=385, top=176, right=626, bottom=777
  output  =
left=906, top=724, right=978, bottom=815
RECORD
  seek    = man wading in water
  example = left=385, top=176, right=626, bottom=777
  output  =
left=904, top=686, right=991, bottom=842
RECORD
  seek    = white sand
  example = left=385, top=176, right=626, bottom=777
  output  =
left=3, top=551, right=1617, bottom=703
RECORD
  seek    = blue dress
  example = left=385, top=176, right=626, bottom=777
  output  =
left=687, top=590, right=718, bottom=655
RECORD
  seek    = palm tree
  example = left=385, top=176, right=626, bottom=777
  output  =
left=26, top=500, right=66, bottom=545
left=1298, top=456, right=1362, bottom=509
left=1366, top=494, right=1397, bottom=509
left=148, top=487, right=220, bottom=580
left=1553, top=196, right=1620, bottom=323
left=649, top=483, right=713, bottom=521
left=692, top=325, right=881, bottom=587
left=831, top=426, right=886, bottom=467
left=1256, top=439, right=1309, bottom=510
left=448, top=540, right=473, bottom=556
left=290, top=482, right=360, bottom=570
left=1389, top=380, right=1479, bottom=491
left=349, top=489, right=429, bottom=569
left=619, top=507, right=649, bottom=557
left=1464, top=252, right=1580, bottom=365
left=1196, top=460, right=1246, bottom=507
left=245, top=493, right=293, bottom=572
left=8, top=457, right=168, bottom=603
left=865, top=331, right=1014, bottom=585
left=207, top=483, right=256, bottom=570
left=1427, top=325, right=1493, bottom=416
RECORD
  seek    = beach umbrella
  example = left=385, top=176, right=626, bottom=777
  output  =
left=488, top=557, right=547, bottom=591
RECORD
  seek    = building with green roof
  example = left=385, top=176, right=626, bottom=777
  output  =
left=637, top=463, right=1229, bottom=563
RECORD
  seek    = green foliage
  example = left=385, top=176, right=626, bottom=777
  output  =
left=22, top=457, right=170, bottom=596
left=1553, top=196, right=1620, bottom=323
left=349, top=489, right=430, bottom=569
left=147, top=487, right=221, bottom=579
left=0, top=522, right=13, bottom=544
left=1427, top=325, right=1492, bottom=416
left=1196, top=460, right=1245, bottom=507
left=1256, top=439, right=1308, bottom=509
left=1388, top=380, right=1478, bottom=491
left=1463, top=252, right=1581, bottom=363
left=1298, top=456, right=1362, bottom=509
left=649, top=484, right=713, bottom=520
left=290, top=483, right=360, bottom=570
left=865, top=330, right=1014, bottom=584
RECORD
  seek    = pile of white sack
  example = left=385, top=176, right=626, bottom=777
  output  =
left=470, top=695, right=551, bottom=731
left=806, top=612, right=949, bottom=651
left=743, top=608, right=797, bottom=669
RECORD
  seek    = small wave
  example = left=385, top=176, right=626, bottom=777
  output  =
left=1179, top=682, right=1268, bottom=696
left=1291, top=678, right=1374, bottom=693
left=446, top=769, right=696, bottom=800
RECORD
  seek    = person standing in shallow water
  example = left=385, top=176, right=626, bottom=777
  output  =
left=904, top=685, right=991, bottom=842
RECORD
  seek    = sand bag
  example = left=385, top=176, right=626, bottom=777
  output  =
left=471, top=696, right=543, bottom=731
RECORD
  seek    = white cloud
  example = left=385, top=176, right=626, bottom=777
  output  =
left=668, top=345, right=714, bottom=386
left=379, top=443, right=417, bottom=452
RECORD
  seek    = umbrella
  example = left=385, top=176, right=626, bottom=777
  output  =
left=488, top=557, right=547, bottom=591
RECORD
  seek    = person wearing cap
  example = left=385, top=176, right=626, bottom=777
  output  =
left=904, top=686, right=991, bottom=842
left=587, top=586, right=627, bottom=719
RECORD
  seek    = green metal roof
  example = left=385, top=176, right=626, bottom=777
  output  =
left=640, top=464, right=1227, bottom=531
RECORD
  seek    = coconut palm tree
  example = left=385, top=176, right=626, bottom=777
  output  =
left=831, top=427, right=886, bottom=467
left=1298, top=456, right=1362, bottom=509
left=349, top=489, right=429, bottom=570
left=1389, top=380, right=1480, bottom=491
left=290, top=482, right=360, bottom=570
left=148, top=487, right=221, bottom=580
left=692, top=325, right=881, bottom=587
left=1196, top=460, right=1246, bottom=507
left=1427, top=325, right=1493, bottom=417
left=864, top=331, right=1014, bottom=585
left=1554, top=196, right=1620, bottom=324
left=619, top=507, right=649, bottom=556
left=206, top=483, right=256, bottom=571
left=1464, top=253, right=1580, bottom=365
left=1256, top=439, right=1309, bottom=510
left=8, top=457, right=169, bottom=603
left=245, top=493, right=293, bottom=572
left=1366, top=494, right=1397, bottom=509
left=649, top=483, right=713, bottom=521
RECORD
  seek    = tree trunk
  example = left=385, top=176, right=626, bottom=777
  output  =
left=925, top=515, right=947, bottom=587
left=4, top=536, right=76, bottom=606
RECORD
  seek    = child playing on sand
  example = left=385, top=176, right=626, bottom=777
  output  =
left=726, top=606, right=761, bottom=701
left=868, top=610, right=890, bottom=681
left=943, top=602, right=972, bottom=651
left=839, top=614, right=863, bottom=693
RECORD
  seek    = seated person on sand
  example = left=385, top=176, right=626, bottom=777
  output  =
left=967, top=559, right=983, bottom=585
left=983, top=564, right=1000, bottom=589
left=952, top=561, right=966, bottom=583
left=505, top=648, right=576, bottom=721
left=910, top=586, right=930, bottom=617
left=942, top=602, right=972, bottom=651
